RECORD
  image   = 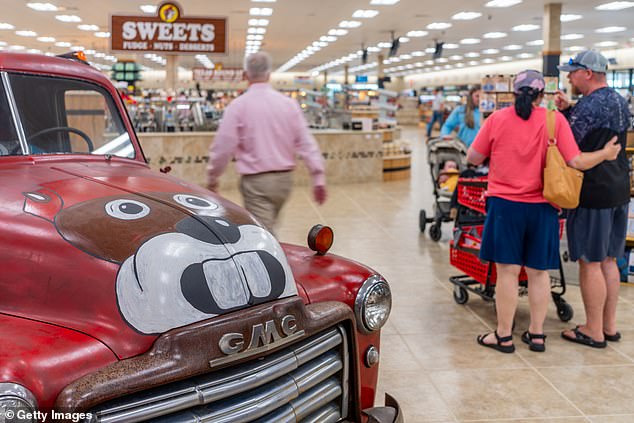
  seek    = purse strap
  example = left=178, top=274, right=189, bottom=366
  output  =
left=546, top=109, right=556, bottom=145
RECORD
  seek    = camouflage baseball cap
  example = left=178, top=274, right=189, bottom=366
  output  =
left=513, top=69, right=545, bottom=94
left=558, top=50, right=608, bottom=73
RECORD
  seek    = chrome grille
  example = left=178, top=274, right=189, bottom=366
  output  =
left=90, top=325, right=350, bottom=423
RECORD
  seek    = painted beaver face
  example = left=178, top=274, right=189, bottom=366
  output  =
left=23, top=189, right=297, bottom=335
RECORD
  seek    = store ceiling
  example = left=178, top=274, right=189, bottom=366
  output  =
left=0, top=0, right=632, bottom=76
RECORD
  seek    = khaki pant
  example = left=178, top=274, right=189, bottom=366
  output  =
left=240, top=171, right=293, bottom=235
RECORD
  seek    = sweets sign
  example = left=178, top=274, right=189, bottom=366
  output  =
left=111, top=2, right=226, bottom=54
left=193, top=68, right=245, bottom=82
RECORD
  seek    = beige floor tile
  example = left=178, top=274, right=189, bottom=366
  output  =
left=540, top=366, right=634, bottom=415
left=429, top=368, right=582, bottom=420
left=587, top=416, right=634, bottom=423
left=376, top=370, right=457, bottom=422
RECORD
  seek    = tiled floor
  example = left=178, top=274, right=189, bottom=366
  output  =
left=220, top=127, right=634, bottom=423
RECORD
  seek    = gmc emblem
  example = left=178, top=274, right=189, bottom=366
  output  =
left=211, top=315, right=305, bottom=366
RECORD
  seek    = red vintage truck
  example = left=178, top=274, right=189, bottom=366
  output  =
left=0, top=52, right=402, bottom=423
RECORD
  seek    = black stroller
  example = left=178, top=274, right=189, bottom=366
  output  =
left=419, top=137, right=467, bottom=241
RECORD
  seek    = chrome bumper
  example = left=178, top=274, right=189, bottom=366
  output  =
left=363, top=393, right=403, bottom=423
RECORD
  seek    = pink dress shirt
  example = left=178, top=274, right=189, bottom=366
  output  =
left=207, top=83, right=326, bottom=188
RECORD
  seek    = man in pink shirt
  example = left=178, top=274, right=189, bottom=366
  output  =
left=207, top=52, right=327, bottom=233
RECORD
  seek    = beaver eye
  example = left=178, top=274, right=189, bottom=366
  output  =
left=173, top=194, right=218, bottom=210
left=105, top=199, right=150, bottom=220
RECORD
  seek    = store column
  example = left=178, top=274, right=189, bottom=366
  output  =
left=344, top=64, right=349, bottom=86
left=166, top=55, right=179, bottom=93
left=542, top=3, right=562, bottom=77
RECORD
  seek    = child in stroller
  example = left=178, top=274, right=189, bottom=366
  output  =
left=419, top=137, right=467, bottom=241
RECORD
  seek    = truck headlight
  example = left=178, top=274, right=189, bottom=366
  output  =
left=354, top=275, right=392, bottom=333
left=0, top=383, right=37, bottom=423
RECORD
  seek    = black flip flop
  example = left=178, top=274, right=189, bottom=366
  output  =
left=477, top=331, right=515, bottom=353
left=521, top=331, right=547, bottom=352
left=604, top=331, right=622, bottom=342
left=561, top=327, right=606, bottom=348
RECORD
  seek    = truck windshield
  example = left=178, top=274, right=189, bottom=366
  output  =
left=5, top=73, right=135, bottom=158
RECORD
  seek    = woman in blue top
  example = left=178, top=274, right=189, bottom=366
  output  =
left=440, top=86, right=481, bottom=146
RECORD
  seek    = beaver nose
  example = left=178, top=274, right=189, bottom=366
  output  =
left=176, top=216, right=240, bottom=244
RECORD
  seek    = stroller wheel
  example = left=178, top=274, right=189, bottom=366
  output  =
left=419, top=210, right=427, bottom=233
left=429, top=223, right=442, bottom=241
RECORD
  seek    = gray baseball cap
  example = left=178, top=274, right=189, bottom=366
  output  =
left=558, top=50, right=608, bottom=73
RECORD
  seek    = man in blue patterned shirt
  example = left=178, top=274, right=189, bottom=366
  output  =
left=555, top=50, right=632, bottom=348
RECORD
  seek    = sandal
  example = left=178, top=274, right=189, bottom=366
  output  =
left=477, top=331, right=515, bottom=353
left=604, top=331, right=622, bottom=342
left=521, top=331, right=547, bottom=352
left=561, top=327, right=606, bottom=348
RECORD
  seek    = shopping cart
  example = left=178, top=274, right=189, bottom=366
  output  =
left=448, top=177, right=574, bottom=322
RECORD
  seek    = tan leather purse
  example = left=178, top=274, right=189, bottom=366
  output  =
left=542, top=109, right=584, bottom=208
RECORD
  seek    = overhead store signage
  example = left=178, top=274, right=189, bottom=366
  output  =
left=111, top=2, right=226, bottom=54
left=192, top=68, right=245, bottom=82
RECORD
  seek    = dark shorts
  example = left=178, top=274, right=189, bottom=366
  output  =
left=566, top=204, right=628, bottom=262
left=480, top=197, right=560, bottom=270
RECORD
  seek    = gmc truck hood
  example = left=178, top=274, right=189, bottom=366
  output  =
left=0, top=160, right=297, bottom=358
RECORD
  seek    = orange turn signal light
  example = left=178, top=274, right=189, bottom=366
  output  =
left=307, top=224, right=334, bottom=255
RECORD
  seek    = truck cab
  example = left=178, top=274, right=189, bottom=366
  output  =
left=0, top=52, right=401, bottom=423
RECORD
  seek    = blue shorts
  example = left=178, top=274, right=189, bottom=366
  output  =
left=566, top=204, right=628, bottom=262
left=480, top=197, right=560, bottom=270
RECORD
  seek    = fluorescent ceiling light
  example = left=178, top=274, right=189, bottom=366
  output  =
left=412, top=51, right=425, bottom=56
left=486, top=0, right=522, bottom=7
left=71, top=46, right=84, bottom=51
left=464, top=52, right=480, bottom=58
left=55, top=41, right=70, bottom=47
left=16, top=30, right=37, bottom=37
left=94, top=32, right=110, bottom=38
left=561, top=33, right=583, bottom=40
left=37, top=36, right=55, bottom=42
left=248, top=27, right=266, bottom=34
left=425, top=47, right=436, bottom=53
left=456, top=63, right=465, bottom=67
left=452, top=11, right=482, bottom=20
left=526, top=39, right=544, bottom=46
left=56, top=15, right=81, bottom=22
left=443, top=43, right=459, bottom=49
left=249, top=8, right=273, bottom=16
left=377, top=42, right=391, bottom=48
left=10, top=45, right=25, bottom=50
left=249, top=19, right=269, bottom=26
left=247, top=34, right=263, bottom=40
left=460, top=38, right=481, bottom=44
left=370, top=0, right=400, bottom=4
left=0, top=23, right=15, bottom=30
left=368, top=46, right=381, bottom=52
left=320, top=36, right=336, bottom=42
left=482, top=58, right=495, bottom=64
left=427, top=22, right=452, bottom=30
left=78, top=24, right=99, bottom=31
left=424, top=60, right=434, bottom=65
left=512, top=24, right=540, bottom=31
left=0, top=41, right=7, bottom=46
left=352, top=10, right=379, bottom=18
left=500, top=56, right=513, bottom=61
left=482, top=48, right=500, bottom=54
left=449, top=55, right=463, bottom=60
left=560, top=14, right=582, bottom=22
left=399, top=37, right=410, bottom=42
left=568, top=46, right=586, bottom=51
left=517, top=53, right=534, bottom=58
left=503, top=44, right=522, bottom=50
left=595, top=2, right=634, bottom=10
left=595, top=40, right=618, bottom=47
left=339, top=20, right=361, bottom=28
left=27, top=3, right=58, bottom=11
left=140, top=5, right=157, bottom=13
left=407, top=30, right=428, bottom=37
left=483, top=32, right=507, bottom=39
left=400, top=54, right=412, bottom=59
left=329, top=29, right=348, bottom=36
left=436, top=58, right=448, bottom=63
left=595, top=26, right=626, bottom=33
left=468, top=61, right=479, bottom=65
